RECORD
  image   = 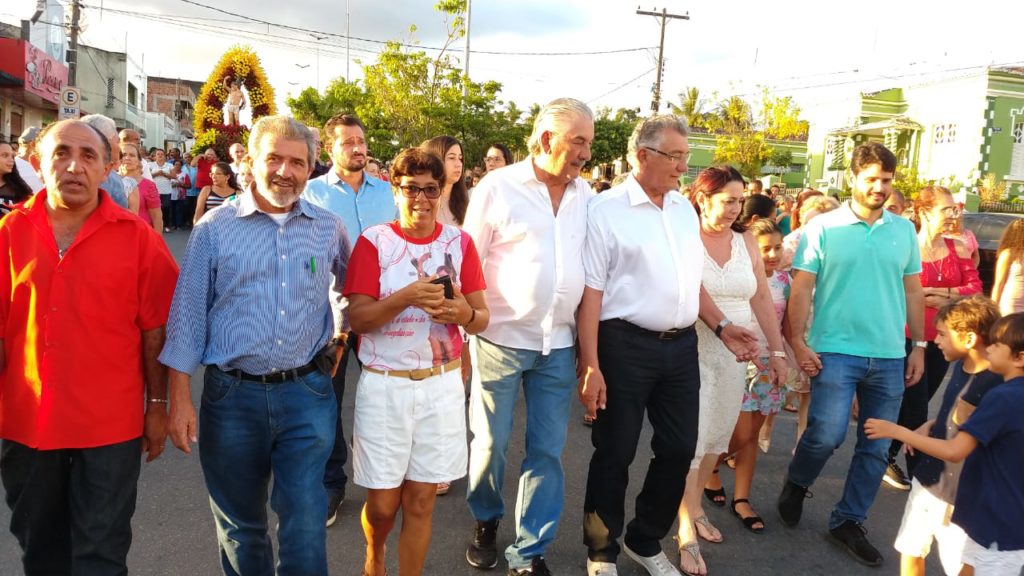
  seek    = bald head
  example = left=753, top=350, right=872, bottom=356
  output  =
left=119, top=129, right=141, bottom=145
left=38, top=120, right=110, bottom=210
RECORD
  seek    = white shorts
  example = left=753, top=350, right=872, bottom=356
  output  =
left=352, top=366, right=467, bottom=489
left=962, top=537, right=1024, bottom=576
left=894, top=479, right=966, bottom=576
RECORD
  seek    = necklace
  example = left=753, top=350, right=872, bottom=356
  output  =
left=923, top=240, right=945, bottom=282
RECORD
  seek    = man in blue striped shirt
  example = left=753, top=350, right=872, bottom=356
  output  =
left=303, top=113, right=397, bottom=526
left=161, top=116, right=351, bottom=576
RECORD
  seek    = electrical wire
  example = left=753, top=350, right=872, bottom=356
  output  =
left=587, top=67, right=657, bottom=104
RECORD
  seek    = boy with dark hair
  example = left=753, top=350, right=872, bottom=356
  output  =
left=888, top=296, right=1002, bottom=575
left=867, top=312, right=1024, bottom=576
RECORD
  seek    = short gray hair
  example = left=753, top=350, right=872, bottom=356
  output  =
left=79, top=114, right=118, bottom=163
left=627, top=114, right=689, bottom=165
left=248, top=115, right=316, bottom=167
left=527, top=98, right=593, bottom=156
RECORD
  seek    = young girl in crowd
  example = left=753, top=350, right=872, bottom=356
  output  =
left=716, top=219, right=791, bottom=535
left=991, top=219, right=1024, bottom=315
left=866, top=312, right=1024, bottom=576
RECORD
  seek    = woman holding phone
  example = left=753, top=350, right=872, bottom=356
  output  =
left=344, top=147, right=490, bottom=576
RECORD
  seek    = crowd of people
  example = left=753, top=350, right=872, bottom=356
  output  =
left=1, top=99, right=1023, bottom=576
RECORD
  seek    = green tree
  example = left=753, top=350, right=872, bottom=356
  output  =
left=285, top=78, right=368, bottom=128
left=707, top=91, right=806, bottom=181
left=590, top=107, right=639, bottom=168
left=670, top=87, right=707, bottom=130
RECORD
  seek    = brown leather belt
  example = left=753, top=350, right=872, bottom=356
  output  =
left=362, top=358, right=461, bottom=381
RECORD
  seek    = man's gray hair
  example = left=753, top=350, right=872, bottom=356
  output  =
left=627, top=114, right=689, bottom=165
left=79, top=114, right=118, bottom=163
left=527, top=98, right=594, bottom=156
left=248, top=115, right=316, bottom=167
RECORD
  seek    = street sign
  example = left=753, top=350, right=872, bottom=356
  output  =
left=58, top=86, right=81, bottom=120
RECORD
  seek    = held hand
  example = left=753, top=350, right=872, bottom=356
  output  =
left=142, top=406, right=169, bottom=462
left=330, top=333, right=347, bottom=377
left=792, top=341, right=823, bottom=377
left=905, top=347, right=925, bottom=387
left=405, top=275, right=445, bottom=314
left=768, top=356, right=789, bottom=388
left=864, top=417, right=899, bottom=441
left=168, top=399, right=198, bottom=454
left=578, top=366, right=607, bottom=421
left=923, top=294, right=951, bottom=309
left=429, top=283, right=470, bottom=325
left=720, top=324, right=760, bottom=363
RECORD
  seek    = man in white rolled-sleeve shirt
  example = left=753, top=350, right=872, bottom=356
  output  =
left=461, top=98, right=594, bottom=576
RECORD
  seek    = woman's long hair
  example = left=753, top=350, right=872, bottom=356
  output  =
left=691, top=165, right=747, bottom=233
left=421, top=135, right=468, bottom=225
left=998, top=219, right=1024, bottom=265
left=213, top=161, right=242, bottom=192
left=0, top=143, right=33, bottom=203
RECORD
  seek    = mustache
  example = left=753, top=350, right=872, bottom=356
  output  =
left=270, top=176, right=299, bottom=188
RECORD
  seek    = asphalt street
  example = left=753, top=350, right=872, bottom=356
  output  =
left=0, top=229, right=945, bottom=576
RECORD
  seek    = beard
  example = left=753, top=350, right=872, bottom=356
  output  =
left=259, top=176, right=303, bottom=209
left=344, top=154, right=366, bottom=172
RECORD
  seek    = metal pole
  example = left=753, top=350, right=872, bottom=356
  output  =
left=346, top=0, right=351, bottom=81
left=463, top=0, right=471, bottom=97
left=636, top=7, right=689, bottom=113
left=68, top=0, right=82, bottom=86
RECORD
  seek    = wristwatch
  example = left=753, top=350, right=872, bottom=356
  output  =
left=913, top=340, right=927, bottom=349
left=714, top=319, right=732, bottom=339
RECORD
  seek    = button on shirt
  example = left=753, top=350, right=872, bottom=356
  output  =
left=159, top=192, right=351, bottom=376
left=303, top=170, right=397, bottom=248
left=793, top=201, right=921, bottom=359
left=0, top=190, right=179, bottom=449
left=463, top=158, right=593, bottom=354
left=584, top=175, right=701, bottom=331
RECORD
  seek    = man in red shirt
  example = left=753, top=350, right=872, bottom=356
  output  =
left=190, top=146, right=219, bottom=190
left=0, top=119, right=179, bottom=574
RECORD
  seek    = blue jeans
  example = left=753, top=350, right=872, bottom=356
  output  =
left=466, top=337, right=576, bottom=569
left=199, top=367, right=337, bottom=576
left=787, top=353, right=905, bottom=529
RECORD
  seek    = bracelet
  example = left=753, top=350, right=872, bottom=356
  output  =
left=462, top=307, right=477, bottom=328
left=148, top=398, right=169, bottom=404
left=770, top=350, right=787, bottom=359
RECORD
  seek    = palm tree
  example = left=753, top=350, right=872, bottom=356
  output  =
left=670, top=87, right=705, bottom=129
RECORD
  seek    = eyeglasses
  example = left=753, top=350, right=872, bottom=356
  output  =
left=398, top=184, right=442, bottom=199
left=938, top=206, right=963, bottom=217
left=644, top=146, right=689, bottom=164
left=484, top=156, right=504, bottom=163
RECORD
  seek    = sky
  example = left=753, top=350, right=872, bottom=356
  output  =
left=3, top=0, right=1023, bottom=125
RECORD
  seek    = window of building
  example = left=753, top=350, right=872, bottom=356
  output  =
left=1013, top=122, right=1024, bottom=145
left=934, top=124, right=945, bottom=144
left=934, top=123, right=957, bottom=145
left=128, top=82, right=138, bottom=107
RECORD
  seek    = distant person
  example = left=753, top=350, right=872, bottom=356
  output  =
left=776, top=194, right=795, bottom=235
left=884, top=190, right=907, bottom=216
left=739, top=193, right=776, bottom=227
left=778, top=142, right=924, bottom=568
left=150, top=149, right=176, bottom=232
left=118, top=129, right=152, bottom=179
left=190, top=147, right=219, bottom=194
left=80, top=114, right=129, bottom=209
left=768, top=184, right=781, bottom=199
left=365, top=158, right=382, bottom=179
left=593, top=180, right=611, bottom=193
left=0, top=119, right=178, bottom=576
left=865, top=311, right=1024, bottom=576
left=228, top=142, right=246, bottom=174
left=308, top=126, right=331, bottom=179
left=119, top=141, right=162, bottom=232
left=16, top=126, right=40, bottom=173
left=790, top=188, right=823, bottom=231
left=945, top=211, right=981, bottom=267
left=192, top=161, right=241, bottom=224
left=992, top=219, right=1024, bottom=315
left=484, top=143, right=513, bottom=172
left=0, top=141, right=34, bottom=215
left=421, top=135, right=468, bottom=227
left=746, top=179, right=764, bottom=197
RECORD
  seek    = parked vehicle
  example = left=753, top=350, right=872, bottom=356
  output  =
left=962, top=212, right=1024, bottom=294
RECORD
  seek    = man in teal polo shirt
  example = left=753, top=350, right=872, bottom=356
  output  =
left=302, top=113, right=397, bottom=527
left=777, top=142, right=925, bottom=568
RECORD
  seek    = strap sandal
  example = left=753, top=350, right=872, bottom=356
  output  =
left=702, top=469, right=726, bottom=507
left=731, top=498, right=765, bottom=534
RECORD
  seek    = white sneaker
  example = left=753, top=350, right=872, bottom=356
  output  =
left=587, top=558, right=618, bottom=576
left=623, top=544, right=681, bottom=576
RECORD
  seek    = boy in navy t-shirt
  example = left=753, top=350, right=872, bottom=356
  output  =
left=867, top=312, right=1024, bottom=576
left=889, top=296, right=1002, bottom=575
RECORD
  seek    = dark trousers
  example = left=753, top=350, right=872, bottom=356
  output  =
left=171, top=199, right=185, bottom=228
left=1, top=438, right=142, bottom=576
left=185, top=195, right=198, bottom=227
left=584, top=320, right=701, bottom=561
left=160, top=195, right=172, bottom=229
left=891, top=341, right=948, bottom=475
left=323, top=333, right=357, bottom=497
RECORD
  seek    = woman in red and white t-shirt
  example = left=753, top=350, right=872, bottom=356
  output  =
left=344, top=147, right=489, bottom=576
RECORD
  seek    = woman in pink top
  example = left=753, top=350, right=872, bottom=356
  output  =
left=119, top=142, right=161, bottom=231
left=992, top=219, right=1024, bottom=315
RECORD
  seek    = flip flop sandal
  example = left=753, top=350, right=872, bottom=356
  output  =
left=694, top=514, right=723, bottom=543
left=673, top=536, right=706, bottom=576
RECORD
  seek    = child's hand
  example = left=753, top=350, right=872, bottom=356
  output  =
left=864, top=418, right=898, bottom=440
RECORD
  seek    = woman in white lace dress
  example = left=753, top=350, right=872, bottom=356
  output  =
left=674, top=166, right=788, bottom=576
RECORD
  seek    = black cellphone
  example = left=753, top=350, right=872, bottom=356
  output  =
left=431, top=275, right=454, bottom=299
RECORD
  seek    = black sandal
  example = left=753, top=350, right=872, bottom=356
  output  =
left=703, top=470, right=726, bottom=507
left=732, top=498, right=764, bottom=534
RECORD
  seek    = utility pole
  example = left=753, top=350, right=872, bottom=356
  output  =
left=636, top=6, right=688, bottom=113
left=311, top=33, right=327, bottom=92
left=462, top=0, right=472, bottom=98
left=68, top=0, right=82, bottom=87
left=345, top=0, right=351, bottom=81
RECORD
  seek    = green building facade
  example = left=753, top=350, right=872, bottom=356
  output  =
left=807, top=67, right=1024, bottom=196
left=680, top=132, right=809, bottom=190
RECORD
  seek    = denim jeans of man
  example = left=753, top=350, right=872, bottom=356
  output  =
left=1, top=437, right=142, bottom=576
left=787, top=352, right=905, bottom=529
left=583, top=320, right=700, bottom=562
left=200, top=366, right=337, bottom=576
left=466, top=337, right=576, bottom=570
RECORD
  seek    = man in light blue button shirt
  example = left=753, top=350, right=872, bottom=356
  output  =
left=302, top=113, right=397, bottom=526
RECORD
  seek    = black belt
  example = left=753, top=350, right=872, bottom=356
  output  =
left=222, top=361, right=319, bottom=384
left=604, top=318, right=695, bottom=340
